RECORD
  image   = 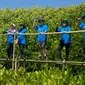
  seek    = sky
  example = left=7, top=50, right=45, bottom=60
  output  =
left=0, top=0, right=85, bottom=9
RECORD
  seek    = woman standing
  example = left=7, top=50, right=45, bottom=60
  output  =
left=17, top=23, right=27, bottom=58
left=3, top=24, right=16, bottom=58
left=56, top=20, right=71, bottom=60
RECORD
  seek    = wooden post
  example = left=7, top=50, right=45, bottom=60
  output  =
left=15, top=58, right=18, bottom=72
left=12, top=34, right=16, bottom=70
left=23, top=59, right=26, bottom=71
left=62, top=60, right=66, bottom=71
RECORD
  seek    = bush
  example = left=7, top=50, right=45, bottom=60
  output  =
left=0, top=66, right=85, bottom=85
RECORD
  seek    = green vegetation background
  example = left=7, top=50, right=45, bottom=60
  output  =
left=0, top=4, right=85, bottom=60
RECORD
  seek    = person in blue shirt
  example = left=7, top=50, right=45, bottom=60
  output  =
left=56, top=20, right=71, bottom=60
left=17, top=23, right=27, bottom=58
left=33, top=18, right=48, bottom=60
left=3, top=24, right=16, bottom=58
left=78, top=14, right=85, bottom=57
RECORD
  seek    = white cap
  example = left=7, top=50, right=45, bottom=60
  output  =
left=11, top=24, right=16, bottom=27
left=12, top=24, right=16, bottom=27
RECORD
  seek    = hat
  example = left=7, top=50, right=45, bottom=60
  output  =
left=11, top=24, right=16, bottom=27
left=20, top=23, right=26, bottom=28
left=20, top=23, right=25, bottom=26
left=82, top=14, right=85, bottom=19
left=38, top=18, right=45, bottom=22
left=61, top=20, right=69, bottom=27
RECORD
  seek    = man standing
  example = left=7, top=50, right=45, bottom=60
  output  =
left=78, top=14, right=85, bottom=58
left=33, top=18, right=48, bottom=60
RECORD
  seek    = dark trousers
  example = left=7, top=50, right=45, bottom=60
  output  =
left=83, top=40, right=85, bottom=54
left=7, top=43, right=13, bottom=58
left=19, top=44, right=25, bottom=58
left=58, top=40, right=70, bottom=60
left=83, top=48, right=85, bottom=54
left=19, top=44, right=26, bottom=69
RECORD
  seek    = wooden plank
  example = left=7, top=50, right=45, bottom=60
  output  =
left=0, top=58, right=12, bottom=61
left=0, top=58, right=85, bottom=66
left=17, top=59, right=85, bottom=65
left=15, top=58, right=18, bottom=72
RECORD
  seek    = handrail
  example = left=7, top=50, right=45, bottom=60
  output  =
left=2, top=30, right=85, bottom=35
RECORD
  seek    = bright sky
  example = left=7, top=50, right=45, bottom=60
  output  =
left=0, top=0, right=85, bottom=9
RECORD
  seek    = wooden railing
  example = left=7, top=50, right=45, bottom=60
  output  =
left=1, top=30, right=85, bottom=71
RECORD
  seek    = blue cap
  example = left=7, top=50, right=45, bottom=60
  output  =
left=38, top=18, right=45, bottom=22
left=82, top=14, right=85, bottom=19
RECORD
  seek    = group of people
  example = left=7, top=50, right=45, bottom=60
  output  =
left=3, top=14, right=85, bottom=60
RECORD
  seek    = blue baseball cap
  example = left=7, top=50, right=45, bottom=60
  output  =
left=38, top=18, right=45, bottom=22
left=82, top=14, right=85, bottom=19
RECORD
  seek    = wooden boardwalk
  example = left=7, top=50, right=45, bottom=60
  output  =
left=1, top=30, right=85, bottom=71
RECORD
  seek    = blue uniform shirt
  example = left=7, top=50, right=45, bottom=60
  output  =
left=80, top=22, right=85, bottom=39
left=6, top=29, right=16, bottom=43
left=58, top=26, right=71, bottom=44
left=36, top=24, right=48, bottom=41
left=18, top=28, right=27, bottom=45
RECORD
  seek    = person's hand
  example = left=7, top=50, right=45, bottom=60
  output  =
left=34, top=19, right=37, bottom=22
left=56, top=23, right=59, bottom=32
left=33, top=19, right=37, bottom=25
left=3, top=31, right=7, bottom=34
left=33, top=19, right=37, bottom=29
left=63, top=31, right=66, bottom=33
left=16, top=32, right=18, bottom=34
left=56, top=23, right=59, bottom=29
left=59, top=38, right=61, bottom=40
left=40, top=32, right=46, bottom=34
left=78, top=18, right=82, bottom=21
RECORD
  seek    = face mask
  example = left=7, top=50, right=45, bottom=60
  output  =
left=62, top=23, right=66, bottom=27
left=39, top=21, right=44, bottom=25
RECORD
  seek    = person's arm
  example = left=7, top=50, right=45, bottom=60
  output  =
left=45, top=25, right=48, bottom=32
left=3, top=31, right=7, bottom=34
left=20, top=29, right=27, bottom=33
left=40, top=25, right=48, bottom=34
left=17, top=29, right=26, bottom=37
left=77, top=18, right=82, bottom=28
left=68, top=27, right=71, bottom=43
left=56, top=26, right=59, bottom=32
left=3, top=29, right=9, bottom=34
left=57, top=28, right=61, bottom=32
left=56, top=27, right=61, bottom=40
left=17, top=28, right=27, bottom=34
left=55, top=23, right=59, bottom=32
left=33, top=19, right=37, bottom=30
left=67, top=26, right=71, bottom=31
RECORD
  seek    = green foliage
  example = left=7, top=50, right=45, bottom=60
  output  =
left=0, top=66, right=84, bottom=85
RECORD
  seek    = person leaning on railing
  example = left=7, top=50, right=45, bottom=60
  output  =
left=78, top=14, right=85, bottom=59
left=33, top=18, right=48, bottom=60
left=56, top=20, right=71, bottom=60
left=17, top=23, right=27, bottom=59
left=3, top=24, right=16, bottom=59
